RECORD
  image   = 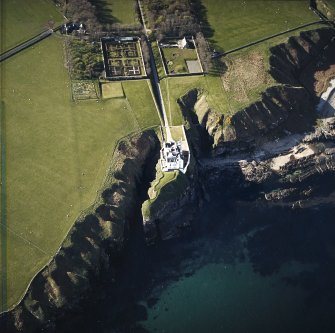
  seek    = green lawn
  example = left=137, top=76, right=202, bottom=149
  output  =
left=0, top=0, right=64, bottom=53
left=162, top=48, right=198, bottom=74
left=101, top=82, right=125, bottom=99
left=104, top=0, right=137, bottom=24
left=202, top=0, right=319, bottom=51
left=122, top=80, right=160, bottom=128
left=0, top=36, right=159, bottom=311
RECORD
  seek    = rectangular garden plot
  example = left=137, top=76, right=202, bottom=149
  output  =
left=72, top=81, right=99, bottom=100
left=159, top=37, right=203, bottom=75
left=101, top=37, right=146, bottom=80
left=101, top=82, right=124, bottom=99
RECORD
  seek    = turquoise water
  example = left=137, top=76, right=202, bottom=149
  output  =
left=142, top=260, right=315, bottom=333
left=54, top=173, right=335, bottom=333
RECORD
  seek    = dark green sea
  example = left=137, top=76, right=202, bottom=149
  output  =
left=57, top=172, right=335, bottom=333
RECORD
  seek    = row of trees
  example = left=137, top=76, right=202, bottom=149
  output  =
left=65, top=38, right=103, bottom=79
left=141, top=0, right=224, bottom=73
left=195, top=32, right=212, bottom=72
left=65, top=0, right=102, bottom=34
left=142, top=0, right=199, bottom=37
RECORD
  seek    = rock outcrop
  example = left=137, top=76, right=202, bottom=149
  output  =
left=226, top=85, right=315, bottom=143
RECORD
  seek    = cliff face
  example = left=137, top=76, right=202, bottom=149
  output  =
left=1, top=131, right=159, bottom=333
left=226, top=85, right=315, bottom=143
left=178, top=89, right=225, bottom=152
left=142, top=166, right=201, bottom=244
left=224, top=27, right=335, bottom=147
left=269, top=28, right=335, bottom=94
left=178, top=28, right=335, bottom=152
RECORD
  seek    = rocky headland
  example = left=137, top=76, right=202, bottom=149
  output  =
left=1, top=26, right=335, bottom=332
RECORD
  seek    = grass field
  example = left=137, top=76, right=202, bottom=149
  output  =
left=202, top=0, right=319, bottom=51
left=0, top=36, right=159, bottom=311
left=0, top=0, right=63, bottom=53
left=104, top=0, right=137, bottom=25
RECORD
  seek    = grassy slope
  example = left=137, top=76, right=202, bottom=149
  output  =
left=0, top=36, right=159, bottom=311
left=0, top=0, right=64, bottom=53
left=104, top=0, right=137, bottom=24
left=202, top=0, right=318, bottom=51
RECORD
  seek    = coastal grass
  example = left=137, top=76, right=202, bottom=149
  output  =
left=0, top=0, right=63, bottom=53
left=0, top=36, right=159, bottom=311
left=202, top=0, right=319, bottom=51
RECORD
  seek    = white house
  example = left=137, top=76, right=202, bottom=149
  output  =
left=177, top=37, right=188, bottom=49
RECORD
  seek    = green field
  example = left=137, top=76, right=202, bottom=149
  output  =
left=0, top=36, right=159, bottom=311
left=0, top=0, right=64, bottom=53
left=101, top=82, right=125, bottom=99
left=104, top=0, right=137, bottom=25
left=202, top=0, right=318, bottom=51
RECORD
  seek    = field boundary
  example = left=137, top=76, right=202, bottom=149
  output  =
left=1, top=102, right=7, bottom=312
left=212, top=20, right=332, bottom=59
left=213, top=20, right=332, bottom=58
left=0, top=26, right=63, bottom=62
left=157, top=36, right=204, bottom=77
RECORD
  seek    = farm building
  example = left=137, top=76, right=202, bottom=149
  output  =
left=61, top=22, right=85, bottom=34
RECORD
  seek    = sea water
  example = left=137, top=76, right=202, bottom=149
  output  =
left=56, top=173, right=335, bottom=333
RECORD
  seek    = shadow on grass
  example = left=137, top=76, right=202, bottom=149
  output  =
left=192, top=0, right=215, bottom=40
left=90, top=0, right=121, bottom=24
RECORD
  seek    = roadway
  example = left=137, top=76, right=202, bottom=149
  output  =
left=137, top=0, right=172, bottom=141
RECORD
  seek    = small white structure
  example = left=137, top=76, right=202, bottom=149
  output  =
left=177, top=37, right=188, bottom=49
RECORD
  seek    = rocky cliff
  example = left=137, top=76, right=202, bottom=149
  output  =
left=178, top=28, right=335, bottom=153
left=0, top=131, right=159, bottom=332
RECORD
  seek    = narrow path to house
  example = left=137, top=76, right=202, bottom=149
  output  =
left=0, top=28, right=56, bottom=62
left=212, top=20, right=332, bottom=59
left=137, top=0, right=172, bottom=141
